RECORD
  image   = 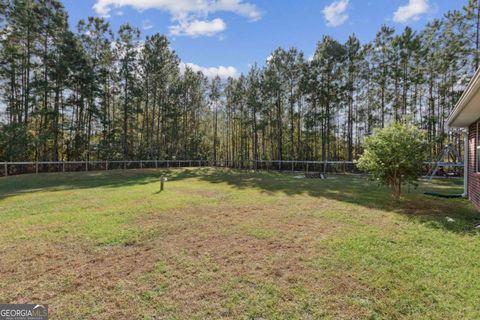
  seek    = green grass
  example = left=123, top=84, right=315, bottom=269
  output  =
left=0, top=168, right=479, bottom=319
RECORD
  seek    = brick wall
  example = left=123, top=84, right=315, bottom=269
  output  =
left=468, top=122, right=480, bottom=210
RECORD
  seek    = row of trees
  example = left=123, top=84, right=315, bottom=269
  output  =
left=0, top=0, right=479, bottom=162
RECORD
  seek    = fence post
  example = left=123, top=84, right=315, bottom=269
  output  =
left=4, top=162, right=7, bottom=177
left=62, top=161, right=65, bottom=173
left=35, top=162, right=38, bottom=174
left=155, top=160, right=158, bottom=169
left=124, top=161, right=126, bottom=170
left=85, top=161, right=88, bottom=172
left=105, top=160, right=108, bottom=171
left=140, top=161, right=143, bottom=169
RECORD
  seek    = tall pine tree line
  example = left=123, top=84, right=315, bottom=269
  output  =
left=1, top=0, right=479, bottom=162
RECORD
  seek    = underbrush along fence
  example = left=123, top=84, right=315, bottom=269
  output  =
left=0, top=160, right=463, bottom=178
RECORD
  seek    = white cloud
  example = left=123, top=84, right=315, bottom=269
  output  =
left=142, top=19, right=154, bottom=30
left=169, top=18, right=226, bottom=37
left=180, top=62, right=238, bottom=80
left=94, top=0, right=260, bottom=19
left=393, top=0, right=430, bottom=23
left=93, top=0, right=260, bottom=36
left=322, top=0, right=349, bottom=27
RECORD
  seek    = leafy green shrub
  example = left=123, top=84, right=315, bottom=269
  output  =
left=357, top=123, right=427, bottom=200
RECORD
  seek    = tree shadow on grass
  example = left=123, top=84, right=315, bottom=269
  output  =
left=0, top=167, right=219, bottom=200
left=174, top=168, right=479, bottom=235
left=0, top=170, right=166, bottom=200
left=0, top=168, right=478, bottom=235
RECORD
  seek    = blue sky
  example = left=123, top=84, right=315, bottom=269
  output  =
left=63, top=0, right=467, bottom=78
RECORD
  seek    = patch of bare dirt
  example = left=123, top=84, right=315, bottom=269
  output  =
left=0, top=240, right=160, bottom=318
left=176, top=187, right=229, bottom=197
left=0, top=200, right=372, bottom=319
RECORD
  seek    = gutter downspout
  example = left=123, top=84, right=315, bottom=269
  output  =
left=463, top=129, right=469, bottom=198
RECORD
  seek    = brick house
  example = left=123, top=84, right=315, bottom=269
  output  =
left=448, top=69, right=480, bottom=209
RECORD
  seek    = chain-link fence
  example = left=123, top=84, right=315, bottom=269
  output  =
left=0, top=160, right=463, bottom=178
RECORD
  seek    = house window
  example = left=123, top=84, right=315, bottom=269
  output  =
left=478, top=122, right=480, bottom=172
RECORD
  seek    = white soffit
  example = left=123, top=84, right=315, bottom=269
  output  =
left=448, top=68, right=480, bottom=128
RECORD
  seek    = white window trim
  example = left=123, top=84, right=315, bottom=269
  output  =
left=477, top=122, right=480, bottom=173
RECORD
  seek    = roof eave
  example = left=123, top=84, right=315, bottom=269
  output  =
left=448, top=67, right=480, bottom=128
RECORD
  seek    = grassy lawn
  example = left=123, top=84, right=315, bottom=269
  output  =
left=0, top=168, right=479, bottom=319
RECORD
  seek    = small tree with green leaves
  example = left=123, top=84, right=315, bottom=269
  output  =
left=357, top=123, right=427, bottom=201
